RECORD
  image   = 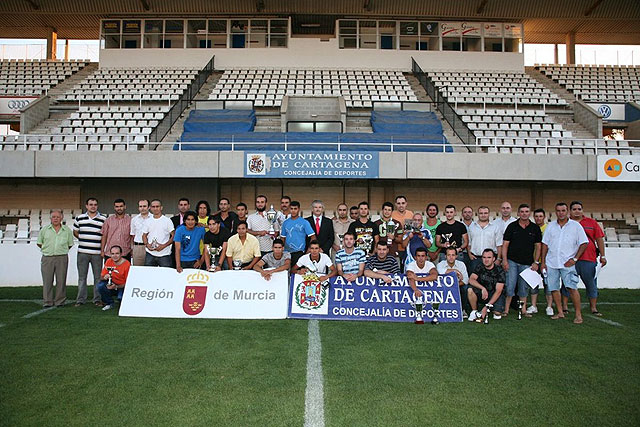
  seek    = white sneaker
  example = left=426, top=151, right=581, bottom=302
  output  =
left=468, top=310, right=478, bottom=322
left=102, top=304, right=113, bottom=311
left=545, top=306, right=554, bottom=316
left=493, top=313, right=502, bottom=320
left=526, top=305, right=538, bottom=314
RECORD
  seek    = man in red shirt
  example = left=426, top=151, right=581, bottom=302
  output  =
left=97, top=245, right=131, bottom=311
left=570, top=201, right=607, bottom=316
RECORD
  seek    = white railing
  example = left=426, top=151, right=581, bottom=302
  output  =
left=474, top=137, right=640, bottom=154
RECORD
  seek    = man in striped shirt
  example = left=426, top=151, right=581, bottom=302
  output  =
left=73, top=197, right=106, bottom=306
left=364, top=241, right=400, bottom=284
left=334, top=232, right=366, bottom=282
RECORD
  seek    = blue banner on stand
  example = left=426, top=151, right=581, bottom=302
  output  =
left=244, top=151, right=379, bottom=178
left=287, top=273, right=463, bottom=322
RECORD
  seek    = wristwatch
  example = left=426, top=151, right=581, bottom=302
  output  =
left=572, top=257, right=578, bottom=262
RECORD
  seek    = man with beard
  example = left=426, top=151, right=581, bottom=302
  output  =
left=375, top=202, right=403, bottom=266
left=101, top=198, right=132, bottom=262
left=332, top=203, right=354, bottom=261
left=247, top=195, right=277, bottom=256
left=424, top=203, right=441, bottom=264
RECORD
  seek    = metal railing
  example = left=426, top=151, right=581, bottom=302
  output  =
left=149, top=55, right=215, bottom=144
left=411, top=58, right=476, bottom=149
left=475, top=137, right=640, bottom=154
left=170, top=140, right=452, bottom=153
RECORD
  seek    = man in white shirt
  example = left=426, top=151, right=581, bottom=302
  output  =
left=406, top=247, right=438, bottom=298
left=293, top=241, right=335, bottom=283
left=468, top=206, right=504, bottom=273
left=130, top=199, right=152, bottom=266
left=247, top=195, right=278, bottom=255
left=142, top=199, right=175, bottom=268
left=541, top=202, right=589, bottom=324
left=437, top=247, right=470, bottom=317
left=495, top=201, right=517, bottom=235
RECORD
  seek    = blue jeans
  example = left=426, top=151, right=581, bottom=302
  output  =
left=575, top=260, right=598, bottom=298
left=506, top=260, right=530, bottom=297
left=97, top=280, right=124, bottom=305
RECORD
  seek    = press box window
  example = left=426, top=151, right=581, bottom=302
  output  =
left=208, top=20, right=228, bottom=48
left=144, top=20, right=163, bottom=48
left=359, top=21, right=377, bottom=49
left=399, top=22, right=418, bottom=51
left=187, top=20, right=208, bottom=48
left=419, top=22, right=439, bottom=51
left=101, top=21, right=120, bottom=49
left=339, top=20, right=357, bottom=49
left=164, top=20, right=184, bottom=48
left=122, top=20, right=141, bottom=49
left=269, top=20, right=288, bottom=47
left=379, top=21, right=396, bottom=50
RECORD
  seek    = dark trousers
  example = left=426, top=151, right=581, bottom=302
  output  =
left=290, top=251, right=304, bottom=266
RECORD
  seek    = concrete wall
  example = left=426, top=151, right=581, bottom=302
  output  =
left=574, top=100, right=603, bottom=139
left=99, top=38, right=524, bottom=72
left=19, top=96, right=49, bottom=134
left=0, top=151, right=603, bottom=181
left=2, top=243, right=637, bottom=288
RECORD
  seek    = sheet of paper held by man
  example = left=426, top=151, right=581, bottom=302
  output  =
left=519, top=268, right=543, bottom=289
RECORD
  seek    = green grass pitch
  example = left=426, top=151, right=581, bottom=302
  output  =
left=1, top=287, right=639, bottom=426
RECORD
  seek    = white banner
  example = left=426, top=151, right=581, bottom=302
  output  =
left=441, top=22, right=462, bottom=37
left=0, top=96, right=38, bottom=116
left=483, top=23, right=502, bottom=38
left=503, top=23, right=522, bottom=38
left=597, top=155, right=640, bottom=181
left=119, top=267, right=289, bottom=319
left=587, top=103, right=625, bottom=121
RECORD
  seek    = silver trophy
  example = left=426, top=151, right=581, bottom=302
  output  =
left=517, top=300, right=524, bottom=320
left=232, top=259, right=243, bottom=270
left=208, top=246, right=223, bottom=271
left=414, top=294, right=424, bottom=324
left=386, top=220, right=398, bottom=246
left=266, top=204, right=277, bottom=237
left=431, top=301, right=440, bottom=325
left=150, top=238, right=159, bottom=250
left=106, top=266, right=116, bottom=287
left=338, top=234, right=344, bottom=249
left=483, top=303, right=493, bottom=324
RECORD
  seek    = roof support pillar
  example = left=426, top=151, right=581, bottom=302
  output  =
left=46, top=28, right=57, bottom=60
left=64, top=39, right=69, bottom=61
left=565, top=32, right=576, bottom=65
left=554, top=44, right=559, bottom=64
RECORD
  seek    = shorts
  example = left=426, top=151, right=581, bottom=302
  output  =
left=506, top=260, right=530, bottom=298
left=575, top=260, right=598, bottom=298
left=547, top=266, right=579, bottom=292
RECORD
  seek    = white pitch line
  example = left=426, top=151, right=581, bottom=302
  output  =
left=588, top=315, right=623, bottom=327
left=0, top=323, right=5, bottom=328
left=0, top=299, right=43, bottom=304
left=22, top=306, right=56, bottom=319
left=304, top=319, right=325, bottom=427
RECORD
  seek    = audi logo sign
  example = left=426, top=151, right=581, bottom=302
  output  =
left=7, top=100, right=32, bottom=110
left=0, top=97, right=38, bottom=115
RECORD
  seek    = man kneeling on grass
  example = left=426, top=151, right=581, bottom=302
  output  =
left=97, top=245, right=131, bottom=311
left=467, top=249, right=505, bottom=322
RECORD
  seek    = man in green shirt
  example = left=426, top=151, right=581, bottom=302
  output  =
left=37, top=209, right=74, bottom=307
left=424, top=203, right=442, bottom=263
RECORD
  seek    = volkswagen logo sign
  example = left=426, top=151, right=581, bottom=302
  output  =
left=7, top=99, right=32, bottom=110
left=598, top=104, right=612, bottom=119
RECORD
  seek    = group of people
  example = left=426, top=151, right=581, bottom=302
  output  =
left=38, top=195, right=606, bottom=323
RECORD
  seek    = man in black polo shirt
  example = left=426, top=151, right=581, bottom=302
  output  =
left=212, top=197, right=239, bottom=235
left=500, top=203, right=542, bottom=317
left=468, top=249, right=505, bottom=322
left=435, top=205, right=468, bottom=263
left=347, top=201, right=379, bottom=255
left=364, top=241, right=400, bottom=284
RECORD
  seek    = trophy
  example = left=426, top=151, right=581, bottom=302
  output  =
left=431, top=301, right=440, bottom=325
left=232, top=259, right=242, bottom=270
left=414, top=294, right=424, bottom=324
left=482, top=303, right=493, bottom=324
left=207, top=246, right=223, bottom=271
left=386, top=220, right=398, bottom=246
left=517, top=300, right=524, bottom=320
left=337, top=234, right=344, bottom=249
left=106, top=266, right=116, bottom=287
left=150, top=238, right=159, bottom=250
left=266, top=204, right=277, bottom=237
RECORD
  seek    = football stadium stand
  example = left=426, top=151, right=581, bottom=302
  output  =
left=0, top=59, right=90, bottom=96
left=535, top=65, right=640, bottom=103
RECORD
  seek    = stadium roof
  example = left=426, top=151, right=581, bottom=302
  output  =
left=1, top=0, right=639, bottom=44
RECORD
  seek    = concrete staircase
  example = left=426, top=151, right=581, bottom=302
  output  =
left=47, top=63, right=99, bottom=104
left=547, top=112, right=597, bottom=140
left=254, top=108, right=281, bottom=132
left=525, top=66, right=577, bottom=106
left=346, top=112, right=372, bottom=133
left=25, top=111, right=74, bottom=135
